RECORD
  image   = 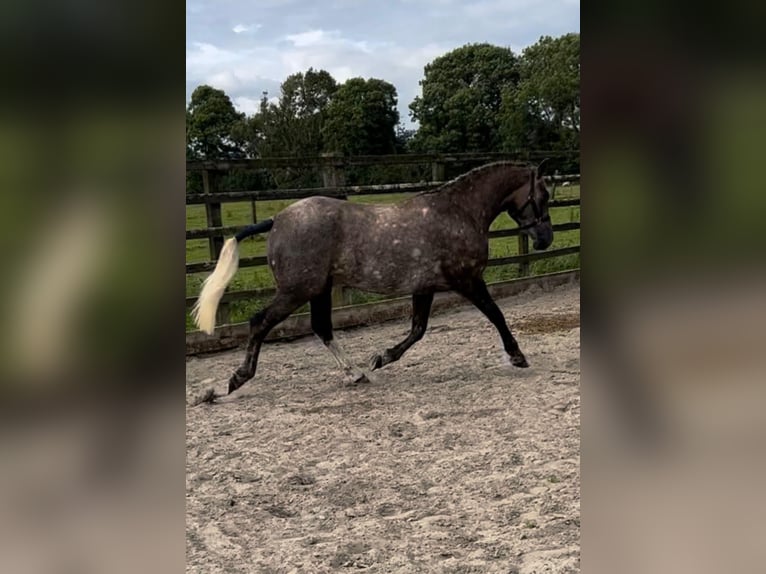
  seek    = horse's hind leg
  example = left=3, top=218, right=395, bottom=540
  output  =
left=311, top=287, right=368, bottom=384
left=228, top=292, right=305, bottom=394
left=369, top=292, right=434, bottom=371
left=455, top=278, right=529, bottom=368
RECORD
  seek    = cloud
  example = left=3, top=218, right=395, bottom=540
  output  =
left=284, top=29, right=327, bottom=47
left=232, top=96, right=263, bottom=115
left=186, top=42, right=240, bottom=72
left=232, top=23, right=262, bottom=34
left=284, top=29, right=373, bottom=53
left=186, top=42, right=282, bottom=108
left=186, top=0, right=579, bottom=126
left=186, top=42, right=283, bottom=84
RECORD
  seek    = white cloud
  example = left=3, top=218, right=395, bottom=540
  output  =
left=186, top=0, right=579, bottom=125
left=232, top=23, right=262, bottom=34
left=186, top=42, right=283, bottom=112
left=186, top=42, right=283, bottom=85
left=233, top=96, right=263, bottom=115
left=328, top=65, right=354, bottom=83
left=284, top=29, right=373, bottom=53
left=186, top=42, right=240, bottom=74
left=285, top=29, right=327, bottom=47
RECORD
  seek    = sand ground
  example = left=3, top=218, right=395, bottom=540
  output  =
left=186, top=281, right=580, bottom=573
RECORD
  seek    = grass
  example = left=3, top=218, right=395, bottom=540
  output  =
left=186, top=185, right=580, bottom=330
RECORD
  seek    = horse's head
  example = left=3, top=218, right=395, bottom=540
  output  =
left=505, top=160, right=554, bottom=251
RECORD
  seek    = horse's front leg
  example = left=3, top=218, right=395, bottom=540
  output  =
left=455, top=278, right=528, bottom=368
left=369, top=292, right=434, bottom=370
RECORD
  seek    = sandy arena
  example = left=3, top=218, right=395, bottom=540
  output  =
left=186, top=281, right=580, bottom=573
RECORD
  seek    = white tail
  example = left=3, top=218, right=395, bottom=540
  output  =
left=192, top=237, right=240, bottom=335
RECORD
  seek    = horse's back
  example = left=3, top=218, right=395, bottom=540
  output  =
left=266, top=194, right=485, bottom=296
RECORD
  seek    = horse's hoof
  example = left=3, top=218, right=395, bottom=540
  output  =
left=369, top=353, right=383, bottom=371
left=343, top=370, right=371, bottom=386
left=511, top=354, right=529, bottom=368
left=353, top=372, right=371, bottom=385
left=228, top=372, right=248, bottom=394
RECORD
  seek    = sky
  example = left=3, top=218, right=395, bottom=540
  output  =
left=186, top=0, right=579, bottom=127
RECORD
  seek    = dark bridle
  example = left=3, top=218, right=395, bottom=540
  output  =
left=511, top=165, right=551, bottom=231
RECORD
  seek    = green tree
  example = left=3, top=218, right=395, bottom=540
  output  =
left=185, top=85, right=245, bottom=159
left=230, top=107, right=264, bottom=159
left=322, top=77, right=399, bottom=155
left=395, top=125, right=416, bottom=154
left=251, top=69, right=338, bottom=187
left=258, top=68, right=338, bottom=158
left=409, top=43, right=518, bottom=153
left=500, top=33, right=580, bottom=155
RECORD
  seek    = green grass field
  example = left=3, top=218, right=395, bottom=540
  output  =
left=185, top=185, right=580, bottom=330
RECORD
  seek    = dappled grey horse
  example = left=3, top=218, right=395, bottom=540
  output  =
left=192, top=161, right=553, bottom=402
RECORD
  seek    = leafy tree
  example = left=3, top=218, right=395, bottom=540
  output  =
left=323, top=77, right=399, bottom=156
left=280, top=68, right=337, bottom=117
left=395, top=125, right=417, bottom=154
left=257, top=68, right=338, bottom=158
left=185, top=85, right=245, bottom=159
left=248, top=68, right=339, bottom=187
left=409, top=43, right=518, bottom=153
left=500, top=33, right=580, bottom=155
left=230, top=108, right=264, bottom=159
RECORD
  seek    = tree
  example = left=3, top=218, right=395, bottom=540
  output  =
left=257, top=68, right=338, bottom=158
left=229, top=69, right=337, bottom=188
left=409, top=43, right=518, bottom=153
left=280, top=68, right=337, bottom=117
left=322, top=78, right=399, bottom=156
left=185, top=85, right=245, bottom=159
left=395, top=125, right=416, bottom=154
left=500, top=33, right=580, bottom=155
left=229, top=103, right=265, bottom=159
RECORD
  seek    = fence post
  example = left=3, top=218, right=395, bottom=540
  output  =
left=321, top=153, right=351, bottom=307
left=431, top=159, right=445, bottom=182
left=518, top=233, right=530, bottom=277
left=321, top=152, right=346, bottom=189
left=202, top=168, right=230, bottom=325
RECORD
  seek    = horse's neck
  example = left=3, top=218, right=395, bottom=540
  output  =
left=446, top=168, right=525, bottom=229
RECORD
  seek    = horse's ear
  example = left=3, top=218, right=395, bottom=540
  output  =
left=536, top=158, right=550, bottom=177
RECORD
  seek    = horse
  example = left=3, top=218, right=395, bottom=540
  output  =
left=192, top=160, right=554, bottom=403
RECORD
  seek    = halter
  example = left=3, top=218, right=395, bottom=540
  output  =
left=512, top=168, right=551, bottom=231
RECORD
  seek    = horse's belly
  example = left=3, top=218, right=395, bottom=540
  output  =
left=334, top=254, right=450, bottom=295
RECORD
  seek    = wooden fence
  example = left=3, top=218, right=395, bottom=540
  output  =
left=186, top=151, right=580, bottom=353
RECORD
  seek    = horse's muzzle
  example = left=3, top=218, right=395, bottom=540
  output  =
left=532, top=228, right=553, bottom=250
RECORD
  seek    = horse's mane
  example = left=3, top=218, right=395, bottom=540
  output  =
left=416, top=160, right=530, bottom=196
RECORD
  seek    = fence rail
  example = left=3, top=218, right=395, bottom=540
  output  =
left=185, top=201, right=580, bottom=244
left=187, top=150, right=578, bottom=171
left=186, top=151, right=580, bottom=347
